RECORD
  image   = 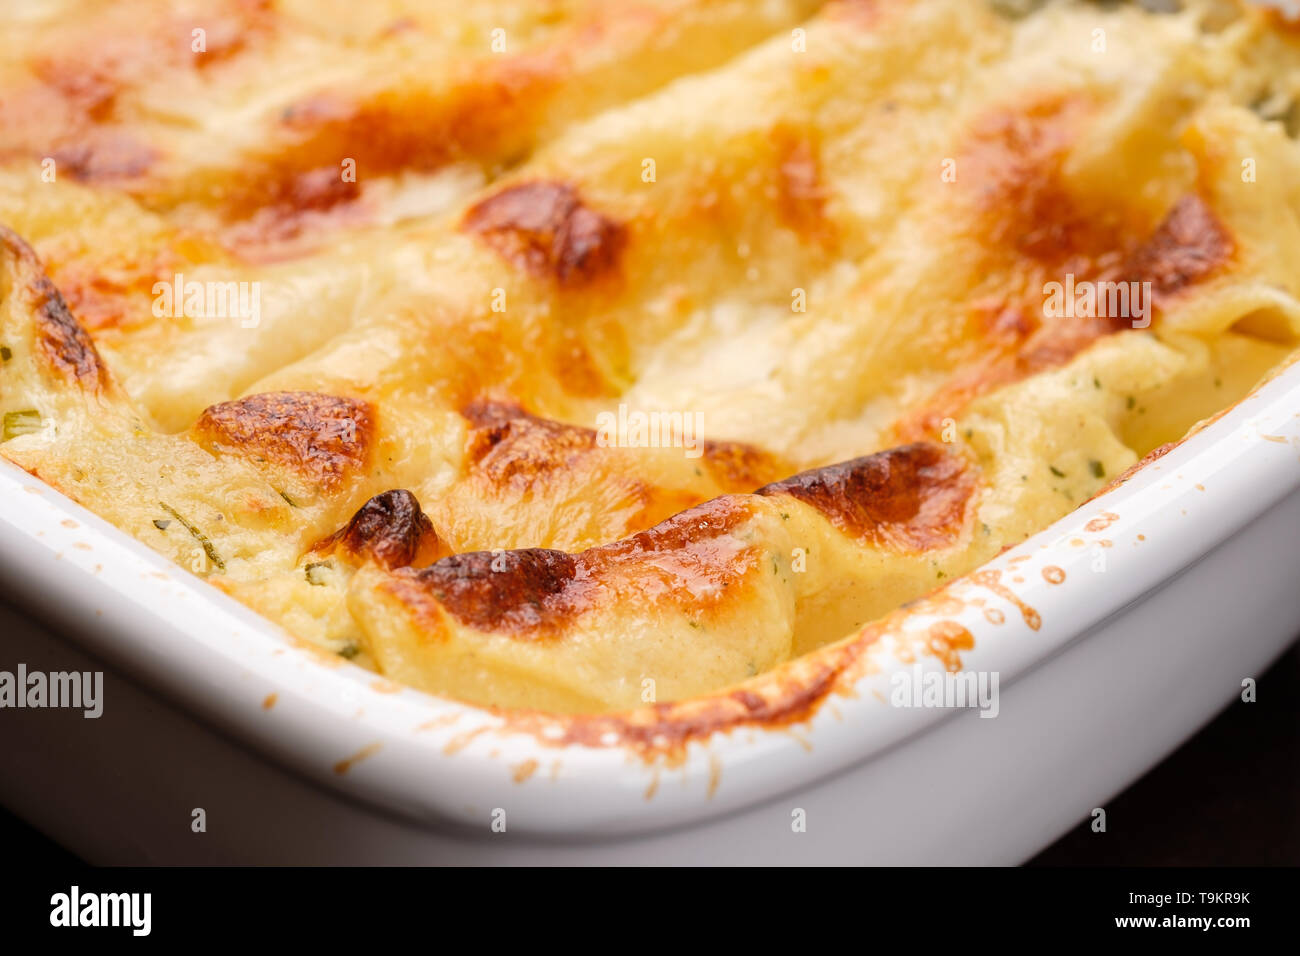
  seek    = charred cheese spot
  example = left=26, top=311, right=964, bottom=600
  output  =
left=758, top=443, right=976, bottom=551
left=604, top=493, right=754, bottom=560
left=966, top=96, right=1231, bottom=300
left=462, top=182, right=626, bottom=284
left=388, top=495, right=757, bottom=639
left=31, top=277, right=107, bottom=389
left=1124, top=195, right=1232, bottom=297
left=0, top=226, right=108, bottom=389
left=393, top=548, right=583, bottom=638
left=896, top=192, right=1236, bottom=441
left=463, top=398, right=596, bottom=488
left=882, top=95, right=1133, bottom=440
left=312, top=489, right=442, bottom=570
left=192, top=391, right=373, bottom=491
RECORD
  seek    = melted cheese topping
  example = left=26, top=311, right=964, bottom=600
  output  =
left=2, top=0, right=1299, bottom=712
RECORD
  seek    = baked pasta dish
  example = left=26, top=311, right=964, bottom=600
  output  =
left=1, top=0, right=1299, bottom=714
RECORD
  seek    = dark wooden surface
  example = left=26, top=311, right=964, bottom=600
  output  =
left=3, top=643, right=1297, bottom=866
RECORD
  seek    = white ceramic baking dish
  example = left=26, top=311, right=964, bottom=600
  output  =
left=1, top=356, right=1298, bottom=864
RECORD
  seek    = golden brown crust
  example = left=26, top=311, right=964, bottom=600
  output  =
left=895, top=183, right=1236, bottom=442
left=463, top=398, right=597, bottom=489
left=222, top=166, right=365, bottom=248
left=495, top=584, right=984, bottom=762
left=311, top=489, right=442, bottom=570
left=0, top=227, right=109, bottom=390
left=192, top=391, right=373, bottom=490
left=699, top=438, right=790, bottom=490
left=515, top=662, right=845, bottom=758
left=386, top=441, right=978, bottom=644
left=437, top=397, right=728, bottom=550
left=598, top=494, right=755, bottom=563
left=45, top=255, right=176, bottom=334
left=0, top=0, right=270, bottom=185
left=461, top=182, right=626, bottom=285
left=771, top=125, right=834, bottom=247
left=1, top=0, right=1292, bottom=734
left=387, top=495, right=757, bottom=639
left=31, top=276, right=107, bottom=389
left=966, top=94, right=1118, bottom=269
left=271, top=69, right=541, bottom=179
left=1124, top=195, right=1232, bottom=298
left=394, top=548, right=583, bottom=638
left=758, top=443, right=976, bottom=551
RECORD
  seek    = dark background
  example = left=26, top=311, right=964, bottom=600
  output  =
left=1030, top=642, right=1300, bottom=866
left=4, top=643, right=1297, bottom=866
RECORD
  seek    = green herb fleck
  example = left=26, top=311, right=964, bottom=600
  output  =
left=159, top=502, right=225, bottom=572
left=152, top=519, right=171, bottom=531
left=278, top=490, right=298, bottom=507
left=1089, top=459, right=1105, bottom=479
left=1049, top=465, right=1066, bottom=478
left=988, top=0, right=1046, bottom=19
left=3, top=409, right=42, bottom=441
left=305, top=561, right=332, bottom=586
left=1093, top=376, right=1101, bottom=390
left=1126, top=395, right=1136, bottom=410
left=0, top=345, right=11, bottom=362
left=338, top=642, right=360, bottom=660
